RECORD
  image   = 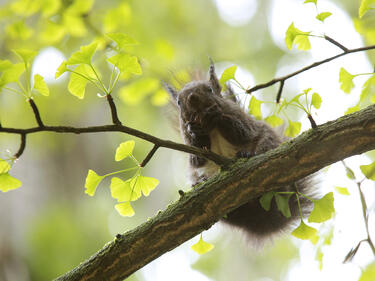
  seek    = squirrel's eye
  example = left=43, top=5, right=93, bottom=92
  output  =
left=177, top=99, right=181, bottom=106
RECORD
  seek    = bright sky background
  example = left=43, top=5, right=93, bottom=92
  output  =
left=31, top=0, right=374, bottom=280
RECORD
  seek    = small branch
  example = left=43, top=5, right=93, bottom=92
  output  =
left=276, top=80, right=285, bottom=103
left=324, top=35, right=349, bottom=52
left=140, top=144, right=159, bottom=167
left=307, top=114, right=317, bottom=129
left=14, top=133, right=26, bottom=158
left=246, top=44, right=375, bottom=94
left=28, top=99, right=44, bottom=127
left=106, top=94, right=122, bottom=125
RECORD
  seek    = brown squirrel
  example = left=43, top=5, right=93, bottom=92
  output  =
left=164, top=62, right=314, bottom=241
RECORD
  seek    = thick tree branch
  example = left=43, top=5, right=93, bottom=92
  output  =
left=55, top=104, right=375, bottom=281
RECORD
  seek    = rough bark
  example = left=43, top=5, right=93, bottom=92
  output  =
left=55, top=104, right=375, bottom=281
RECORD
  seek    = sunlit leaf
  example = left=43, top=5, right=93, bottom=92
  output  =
left=285, top=23, right=311, bottom=50
left=63, top=13, right=87, bottom=37
left=12, top=48, right=37, bottom=65
left=33, top=74, right=49, bottom=96
left=155, top=39, right=175, bottom=61
left=40, top=20, right=66, bottom=44
left=311, top=92, right=322, bottom=109
left=0, top=160, right=11, bottom=174
left=137, top=175, right=159, bottom=196
left=0, top=63, right=25, bottom=85
left=0, top=60, right=12, bottom=72
left=219, top=65, right=237, bottom=88
left=291, top=220, right=319, bottom=244
left=84, top=170, right=104, bottom=196
left=151, top=89, right=169, bottom=106
left=115, top=140, right=135, bottom=161
left=316, top=248, right=323, bottom=270
left=191, top=234, right=214, bottom=255
left=316, top=12, right=332, bottom=22
left=304, top=0, right=317, bottom=4
left=115, top=202, right=135, bottom=217
left=107, top=33, right=138, bottom=50
left=66, top=42, right=98, bottom=65
left=285, top=120, right=301, bottom=137
left=361, top=75, right=375, bottom=103
left=55, top=61, right=68, bottom=79
left=359, top=0, right=375, bottom=18
left=67, top=64, right=94, bottom=99
left=249, top=96, right=262, bottom=120
left=119, top=78, right=159, bottom=105
left=10, top=0, right=40, bottom=16
left=275, top=193, right=292, bottom=218
left=339, top=67, right=355, bottom=94
left=360, top=161, right=375, bottom=180
left=259, top=192, right=274, bottom=211
left=308, top=192, right=335, bottom=223
left=107, top=53, right=142, bottom=75
left=345, top=105, right=360, bottom=115
left=359, top=262, right=375, bottom=281
left=264, top=115, right=284, bottom=128
left=110, top=176, right=141, bottom=202
left=40, top=0, right=61, bottom=17
left=67, top=0, right=94, bottom=14
left=333, top=186, right=350, bottom=196
left=0, top=173, right=22, bottom=192
left=5, top=21, right=33, bottom=40
left=104, top=3, right=132, bottom=33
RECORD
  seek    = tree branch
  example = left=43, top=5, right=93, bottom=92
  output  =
left=55, top=104, right=375, bottom=281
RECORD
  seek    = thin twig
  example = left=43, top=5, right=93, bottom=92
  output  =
left=276, top=80, right=284, bottom=103
left=140, top=144, right=159, bottom=167
left=324, top=35, right=349, bottom=52
left=28, top=99, right=44, bottom=127
left=106, top=94, right=122, bottom=125
left=14, top=133, right=26, bottom=158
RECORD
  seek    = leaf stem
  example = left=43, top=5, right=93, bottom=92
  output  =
left=103, top=166, right=139, bottom=178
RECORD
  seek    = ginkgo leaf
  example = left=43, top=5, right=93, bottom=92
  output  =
left=0, top=173, right=22, bottom=192
left=311, top=92, right=322, bottom=109
left=339, top=67, right=355, bottom=93
left=191, top=234, right=214, bottom=255
left=308, top=192, right=335, bottom=223
left=345, top=105, right=360, bottom=115
left=84, top=169, right=104, bottom=196
left=249, top=96, right=262, bottom=120
left=33, top=74, right=49, bottom=96
left=137, top=175, right=159, bottom=196
left=275, top=193, right=292, bottom=218
left=0, top=63, right=25, bottom=85
left=0, top=60, right=12, bottom=72
left=360, top=161, right=375, bottom=180
left=335, top=186, right=350, bottom=195
left=55, top=61, right=68, bottom=79
left=66, top=42, right=98, bottom=65
left=285, top=120, right=301, bottom=137
left=68, top=64, right=93, bottom=99
left=265, top=115, right=284, bottom=128
left=260, top=192, right=274, bottom=211
left=107, top=53, right=142, bottom=75
left=115, top=140, right=135, bottom=161
left=359, top=262, right=375, bottom=281
left=292, top=220, right=319, bottom=244
left=107, top=33, right=138, bottom=50
left=316, top=12, right=332, bottom=22
left=0, top=160, right=11, bottom=174
left=304, top=0, right=317, bottom=4
left=219, top=65, right=237, bottom=88
left=285, top=23, right=311, bottom=50
left=115, top=202, right=135, bottom=217
left=12, top=48, right=37, bottom=65
left=359, top=0, right=375, bottom=18
left=110, top=176, right=142, bottom=202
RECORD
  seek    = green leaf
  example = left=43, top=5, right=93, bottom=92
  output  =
left=259, top=192, right=274, bottom=211
left=345, top=105, right=360, bottom=115
left=290, top=92, right=306, bottom=105
left=248, top=96, right=262, bottom=120
left=285, top=23, right=311, bottom=51
left=264, top=115, right=284, bottom=128
left=285, top=120, right=301, bottom=137
left=110, top=176, right=141, bottom=202
left=0, top=60, right=12, bottom=72
left=107, top=53, right=142, bottom=75
left=66, top=42, right=98, bottom=65
left=304, top=0, right=317, bottom=4
left=84, top=169, right=104, bottom=196
left=345, top=167, right=356, bottom=180
left=359, top=0, right=375, bottom=18
left=191, top=234, right=214, bottom=255
left=308, top=192, right=335, bottom=223
left=103, top=3, right=132, bottom=33
left=115, top=202, right=135, bottom=217
left=361, top=75, right=375, bottom=103
left=151, top=89, right=170, bottom=106
left=55, top=61, right=68, bottom=79
left=360, top=161, right=375, bottom=180
left=107, top=33, right=138, bottom=49
left=359, top=262, right=375, bottom=281
left=316, top=12, right=332, bottom=22
left=291, top=220, right=319, bottom=244
left=335, top=186, right=350, bottom=195
left=137, top=176, right=159, bottom=196
left=0, top=160, right=11, bottom=174
left=339, top=67, right=355, bottom=94
left=40, top=0, right=61, bottom=17
left=119, top=78, right=159, bottom=105
left=275, top=193, right=292, bottom=218
left=219, top=65, right=237, bottom=88
left=0, top=63, right=25, bottom=85
left=0, top=173, right=22, bottom=192
left=115, top=140, right=135, bottom=161
left=311, top=92, right=322, bottom=109
left=12, top=48, right=37, bottom=65
left=33, top=74, right=49, bottom=96
left=67, top=64, right=93, bottom=99
left=5, top=20, right=33, bottom=40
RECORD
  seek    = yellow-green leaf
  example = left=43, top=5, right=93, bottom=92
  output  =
left=345, top=105, right=360, bottom=115
left=67, top=64, right=92, bottom=99
left=291, top=220, right=319, bottom=244
left=259, top=192, right=274, bottom=211
left=316, top=12, right=332, bottom=22
left=6, top=20, right=33, bottom=40
left=40, top=0, right=61, bottom=17
left=359, top=262, right=375, bottom=281
left=0, top=173, right=22, bottom=192
left=308, top=192, right=335, bottom=223
left=311, top=92, right=322, bottom=109
left=191, top=234, right=214, bottom=255
left=219, top=65, right=237, bottom=88
left=33, top=74, right=49, bottom=96
left=107, top=53, right=142, bottom=75
left=275, top=193, right=292, bottom=218
left=55, top=61, right=68, bottom=79
left=0, top=160, right=11, bottom=174
left=110, top=176, right=141, bottom=202
left=304, top=0, right=317, bottom=4
left=12, top=48, right=37, bottom=64
left=115, top=140, right=135, bottom=161
left=119, top=78, right=159, bottom=105
left=66, top=41, right=98, bottom=65
left=339, top=67, right=355, bottom=93
left=115, top=202, right=135, bottom=217
left=316, top=248, right=323, bottom=270
left=84, top=169, right=104, bottom=196
left=0, top=63, right=25, bottom=86
left=0, top=60, right=12, bottom=72
left=285, top=120, right=301, bottom=137
left=138, top=176, right=159, bottom=196
left=285, top=22, right=311, bottom=50
left=107, top=33, right=138, bottom=49
left=249, top=96, right=262, bottom=120
left=103, top=3, right=132, bottom=33
left=151, top=89, right=169, bottom=106
left=360, top=161, right=375, bottom=180
left=265, top=115, right=284, bottom=127
left=335, top=186, right=350, bottom=195
left=359, top=0, right=375, bottom=18
left=361, top=75, right=375, bottom=103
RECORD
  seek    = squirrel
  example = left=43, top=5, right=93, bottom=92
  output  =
left=164, top=62, right=315, bottom=241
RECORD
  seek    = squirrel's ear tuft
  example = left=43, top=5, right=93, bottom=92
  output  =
left=208, top=58, right=222, bottom=96
left=162, top=81, right=178, bottom=101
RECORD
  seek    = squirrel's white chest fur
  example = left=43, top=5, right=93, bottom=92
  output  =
left=195, top=129, right=238, bottom=178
